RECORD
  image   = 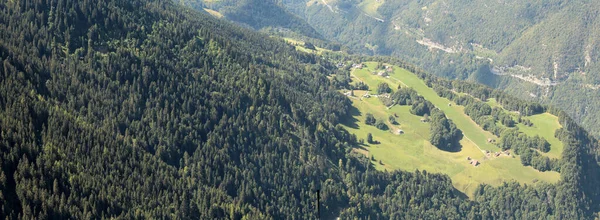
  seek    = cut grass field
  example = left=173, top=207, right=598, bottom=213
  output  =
left=282, top=38, right=332, bottom=54
left=517, top=113, right=563, bottom=158
left=357, top=0, right=385, bottom=17
left=342, top=62, right=560, bottom=196
left=354, top=63, right=499, bottom=152
left=203, top=8, right=224, bottom=18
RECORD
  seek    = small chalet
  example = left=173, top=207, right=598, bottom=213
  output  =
left=353, top=63, right=364, bottom=69
left=470, top=159, right=479, bottom=167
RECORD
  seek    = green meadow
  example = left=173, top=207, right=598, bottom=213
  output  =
left=517, top=113, right=563, bottom=158
left=342, top=62, right=560, bottom=196
left=357, top=0, right=385, bottom=17
left=282, top=38, right=331, bottom=54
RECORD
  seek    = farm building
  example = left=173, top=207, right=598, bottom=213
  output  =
left=470, top=159, right=479, bottom=167
left=377, top=71, right=388, bottom=77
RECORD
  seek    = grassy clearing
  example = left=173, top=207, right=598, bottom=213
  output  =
left=485, top=98, right=503, bottom=109
left=354, top=62, right=499, bottom=152
left=472, top=43, right=498, bottom=59
left=342, top=62, right=560, bottom=196
left=282, top=38, right=332, bottom=54
left=203, top=8, right=224, bottom=18
left=517, top=113, right=563, bottom=158
left=357, top=0, right=385, bottom=17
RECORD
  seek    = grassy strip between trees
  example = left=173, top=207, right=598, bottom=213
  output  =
left=342, top=62, right=560, bottom=196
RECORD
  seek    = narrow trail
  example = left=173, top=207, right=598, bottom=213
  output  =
left=388, top=76, right=408, bottom=87
left=362, top=13, right=385, bottom=22
left=462, top=135, right=487, bottom=157
left=351, top=71, right=364, bottom=83
left=321, top=0, right=337, bottom=13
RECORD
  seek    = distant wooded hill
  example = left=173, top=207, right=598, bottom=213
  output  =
left=186, top=0, right=600, bottom=138
left=181, top=0, right=324, bottom=39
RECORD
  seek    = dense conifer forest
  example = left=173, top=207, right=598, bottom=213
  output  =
left=0, top=0, right=599, bottom=219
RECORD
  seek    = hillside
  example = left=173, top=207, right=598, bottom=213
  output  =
left=247, top=0, right=600, bottom=138
left=0, top=0, right=353, bottom=218
left=340, top=61, right=565, bottom=196
left=180, top=0, right=324, bottom=39
left=0, top=0, right=599, bottom=219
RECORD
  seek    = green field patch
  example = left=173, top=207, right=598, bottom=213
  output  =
left=516, top=113, right=563, bottom=158
left=357, top=0, right=385, bottom=17
left=342, top=62, right=560, bottom=196
left=282, top=38, right=331, bottom=54
left=485, top=98, right=503, bottom=109
left=354, top=62, right=499, bottom=151
left=203, top=8, right=224, bottom=18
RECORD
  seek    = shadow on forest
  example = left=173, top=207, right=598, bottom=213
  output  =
left=341, top=105, right=361, bottom=129
left=453, top=188, right=469, bottom=200
left=436, top=133, right=464, bottom=153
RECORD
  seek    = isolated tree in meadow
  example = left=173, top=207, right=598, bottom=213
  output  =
left=367, top=133, right=374, bottom=144
left=375, top=120, right=388, bottom=130
left=365, top=113, right=376, bottom=125
left=389, top=115, right=397, bottom=125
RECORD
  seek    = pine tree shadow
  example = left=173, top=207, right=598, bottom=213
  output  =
left=341, top=105, right=361, bottom=129
left=444, top=141, right=463, bottom=153
left=436, top=134, right=464, bottom=153
left=453, top=188, right=469, bottom=200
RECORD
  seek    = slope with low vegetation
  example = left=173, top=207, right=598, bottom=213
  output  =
left=256, top=0, right=600, bottom=139
left=340, top=62, right=561, bottom=195
left=0, top=0, right=599, bottom=219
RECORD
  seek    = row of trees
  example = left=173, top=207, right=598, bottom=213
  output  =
left=364, top=113, right=387, bottom=130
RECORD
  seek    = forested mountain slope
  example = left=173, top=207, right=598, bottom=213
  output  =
left=181, top=0, right=323, bottom=39
left=0, top=0, right=599, bottom=219
left=254, top=0, right=600, bottom=138
left=0, top=0, right=351, bottom=218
